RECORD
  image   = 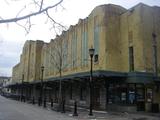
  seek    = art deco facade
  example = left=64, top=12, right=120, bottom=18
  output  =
left=11, top=3, right=160, bottom=112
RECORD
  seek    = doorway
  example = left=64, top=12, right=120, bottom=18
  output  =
left=93, top=87, right=100, bottom=109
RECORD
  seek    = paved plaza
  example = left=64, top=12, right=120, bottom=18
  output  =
left=0, top=95, right=159, bottom=120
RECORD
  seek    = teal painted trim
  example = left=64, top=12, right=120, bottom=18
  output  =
left=94, top=26, right=99, bottom=55
left=127, top=72, right=154, bottom=83
left=63, top=39, right=68, bottom=67
left=81, top=32, right=85, bottom=65
left=81, top=32, right=88, bottom=66
left=85, top=32, right=88, bottom=65
left=43, top=70, right=127, bottom=83
left=74, top=32, right=77, bottom=66
left=10, top=71, right=157, bottom=85
left=71, top=31, right=77, bottom=67
left=127, top=72, right=154, bottom=77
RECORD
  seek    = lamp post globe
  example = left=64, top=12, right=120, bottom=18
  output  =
left=89, top=48, right=95, bottom=58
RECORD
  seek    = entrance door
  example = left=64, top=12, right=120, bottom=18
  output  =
left=93, top=87, right=100, bottom=109
left=136, top=84, right=145, bottom=111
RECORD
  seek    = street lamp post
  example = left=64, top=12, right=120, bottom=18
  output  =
left=39, top=66, right=44, bottom=106
left=89, top=47, right=95, bottom=116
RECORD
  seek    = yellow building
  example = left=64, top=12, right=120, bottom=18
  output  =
left=11, top=3, right=160, bottom=112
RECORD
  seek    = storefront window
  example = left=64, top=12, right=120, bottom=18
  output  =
left=128, top=91, right=135, bottom=104
left=108, top=84, right=126, bottom=104
left=121, top=92, right=126, bottom=102
left=107, top=83, right=146, bottom=105
left=146, top=88, right=153, bottom=103
left=128, top=84, right=136, bottom=104
left=137, top=88, right=145, bottom=101
left=108, top=84, right=114, bottom=104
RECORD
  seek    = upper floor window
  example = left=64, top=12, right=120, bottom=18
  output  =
left=94, top=16, right=99, bottom=61
left=129, top=46, right=134, bottom=71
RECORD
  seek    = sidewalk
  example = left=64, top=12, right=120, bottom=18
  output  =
left=65, top=109, right=160, bottom=120
left=4, top=96, right=160, bottom=120
left=46, top=103, right=160, bottom=120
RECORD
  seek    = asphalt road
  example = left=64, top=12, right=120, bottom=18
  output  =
left=0, top=95, right=74, bottom=120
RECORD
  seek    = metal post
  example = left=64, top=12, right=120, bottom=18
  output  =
left=39, top=66, right=44, bottom=106
left=61, top=99, right=65, bottom=113
left=89, top=55, right=93, bottom=116
left=32, top=97, right=35, bottom=104
left=73, top=100, right=78, bottom=116
left=51, top=98, right=53, bottom=107
left=21, top=74, right=24, bottom=102
left=32, top=85, right=35, bottom=105
left=38, top=97, right=41, bottom=106
left=43, top=97, right=46, bottom=108
left=89, top=47, right=94, bottom=116
left=24, top=97, right=26, bottom=102
left=43, top=84, right=46, bottom=108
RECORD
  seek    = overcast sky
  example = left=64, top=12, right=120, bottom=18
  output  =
left=0, top=0, right=160, bottom=77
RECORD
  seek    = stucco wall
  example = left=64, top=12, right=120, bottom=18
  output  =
left=12, top=3, right=160, bottom=82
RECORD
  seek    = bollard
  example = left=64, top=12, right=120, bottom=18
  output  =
left=38, top=97, right=41, bottom=106
left=20, top=96, right=22, bottom=101
left=61, top=100, right=65, bottom=113
left=32, top=97, right=35, bottom=104
left=23, top=96, right=25, bottom=102
left=73, top=100, right=78, bottom=116
left=43, top=98, right=46, bottom=108
left=51, top=98, right=53, bottom=107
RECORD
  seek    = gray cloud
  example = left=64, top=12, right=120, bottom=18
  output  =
left=0, top=40, right=24, bottom=76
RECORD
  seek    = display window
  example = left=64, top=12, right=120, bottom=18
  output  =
left=107, top=83, right=145, bottom=105
left=108, top=83, right=127, bottom=104
left=146, top=88, right=153, bottom=102
left=136, top=86, right=145, bottom=102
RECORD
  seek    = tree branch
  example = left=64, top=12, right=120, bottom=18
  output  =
left=16, top=5, right=27, bottom=18
left=0, top=0, right=63, bottom=24
left=45, top=10, right=67, bottom=35
left=39, top=0, right=44, bottom=11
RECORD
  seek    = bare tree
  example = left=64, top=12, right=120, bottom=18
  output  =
left=50, top=36, right=68, bottom=102
left=43, top=34, right=68, bottom=111
left=0, top=0, right=66, bottom=34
